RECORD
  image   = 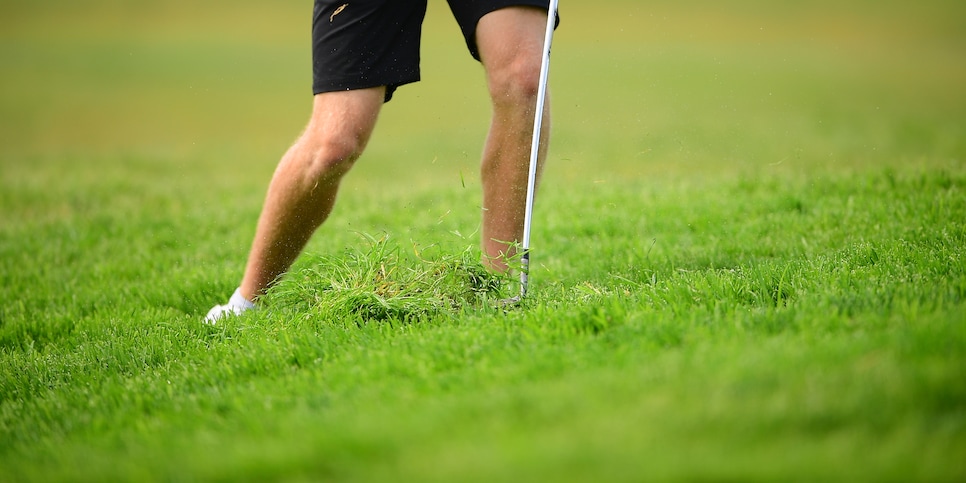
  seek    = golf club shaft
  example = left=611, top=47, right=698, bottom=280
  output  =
left=519, top=0, right=558, bottom=298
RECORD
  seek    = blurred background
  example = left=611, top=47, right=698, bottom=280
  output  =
left=1, top=0, right=964, bottom=199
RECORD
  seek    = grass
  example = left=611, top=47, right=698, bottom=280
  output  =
left=1, top=0, right=965, bottom=481
left=267, top=235, right=508, bottom=323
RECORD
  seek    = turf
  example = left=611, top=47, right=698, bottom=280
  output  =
left=1, top=1, right=965, bottom=481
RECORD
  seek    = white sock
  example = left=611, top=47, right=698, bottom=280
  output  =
left=228, top=288, right=255, bottom=311
left=204, top=288, right=255, bottom=324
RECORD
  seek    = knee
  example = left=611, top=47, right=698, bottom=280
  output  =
left=299, top=134, right=365, bottom=183
left=487, top=54, right=542, bottom=106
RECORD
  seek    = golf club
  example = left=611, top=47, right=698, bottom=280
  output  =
left=518, top=0, right=558, bottom=301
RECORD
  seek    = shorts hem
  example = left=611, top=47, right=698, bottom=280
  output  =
left=312, top=76, right=421, bottom=103
left=454, top=1, right=560, bottom=61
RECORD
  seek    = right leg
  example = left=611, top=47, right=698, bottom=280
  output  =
left=240, top=87, right=385, bottom=302
left=207, top=0, right=424, bottom=322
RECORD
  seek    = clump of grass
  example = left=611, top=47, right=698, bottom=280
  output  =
left=266, top=234, right=508, bottom=322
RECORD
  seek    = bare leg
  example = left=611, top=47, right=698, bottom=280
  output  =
left=239, top=87, right=386, bottom=301
left=476, top=7, right=551, bottom=272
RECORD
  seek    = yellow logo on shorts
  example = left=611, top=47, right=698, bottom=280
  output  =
left=330, top=3, right=348, bottom=23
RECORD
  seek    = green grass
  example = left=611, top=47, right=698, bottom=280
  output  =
left=2, top=0, right=965, bottom=481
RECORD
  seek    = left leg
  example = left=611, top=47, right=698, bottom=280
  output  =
left=475, top=6, right=552, bottom=272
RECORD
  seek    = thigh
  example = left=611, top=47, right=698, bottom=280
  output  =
left=447, top=0, right=556, bottom=61
left=312, top=0, right=428, bottom=102
left=305, top=87, right=386, bottom=153
left=474, top=6, right=549, bottom=72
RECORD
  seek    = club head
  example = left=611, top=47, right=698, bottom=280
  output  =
left=494, top=295, right=523, bottom=309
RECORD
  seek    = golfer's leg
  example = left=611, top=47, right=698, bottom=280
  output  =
left=476, top=6, right=551, bottom=272
left=239, top=87, right=386, bottom=301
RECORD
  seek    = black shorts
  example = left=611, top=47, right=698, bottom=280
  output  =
left=312, top=0, right=557, bottom=102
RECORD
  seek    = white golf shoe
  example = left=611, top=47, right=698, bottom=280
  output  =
left=204, top=288, right=255, bottom=324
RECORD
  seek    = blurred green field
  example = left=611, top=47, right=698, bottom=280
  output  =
left=1, top=1, right=965, bottom=481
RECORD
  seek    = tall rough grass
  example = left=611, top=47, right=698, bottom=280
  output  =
left=267, top=235, right=510, bottom=323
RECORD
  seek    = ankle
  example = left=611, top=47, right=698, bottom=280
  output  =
left=228, top=288, right=256, bottom=309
